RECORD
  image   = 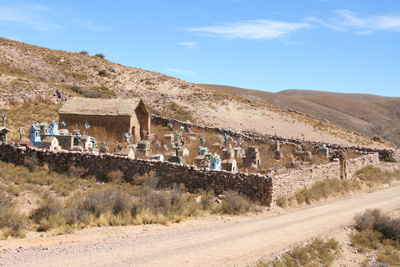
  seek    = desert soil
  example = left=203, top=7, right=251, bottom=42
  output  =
left=1, top=183, right=400, bottom=267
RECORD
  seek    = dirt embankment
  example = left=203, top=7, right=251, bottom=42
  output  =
left=1, top=182, right=400, bottom=267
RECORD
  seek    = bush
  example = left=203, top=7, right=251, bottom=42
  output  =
left=30, top=196, right=62, bottom=223
left=79, top=50, right=88, bottom=55
left=95, top=53, right=105, bottom=59
left=24, top=155, right=38, bottom=172
left=221, top=191, right=252, bottom=215
left=384, top=157, right=396, bottom=163
left=263, top=238, right=340, bottom=267
left=107, top=170, right=124, bottom=183
left=98, top=70, right=107, bottom=77
left=0, top=192, right=26, bottom=237
left=354, top=209, right=400, bottom=241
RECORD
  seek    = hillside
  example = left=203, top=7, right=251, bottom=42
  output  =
left=0, top=37, right=392, bottom=149
left=202, top=84, right=400, bottom=147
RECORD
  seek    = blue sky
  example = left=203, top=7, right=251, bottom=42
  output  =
left=0, top=1, right=399, bottom=97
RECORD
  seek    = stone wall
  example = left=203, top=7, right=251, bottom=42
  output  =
left=0, top=143, right=273, bottom=205
left=151, top=115, right=399, bottom=160
left=273, top=153, right=380, bottom=198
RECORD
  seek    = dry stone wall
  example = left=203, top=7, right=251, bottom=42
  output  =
left=273, top=153, right=380, bottom=198
left=151, top=115, right=399, bottom=160
left=0, top=143, right=273, bottom=205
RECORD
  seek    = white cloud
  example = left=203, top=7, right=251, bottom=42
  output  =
left=74, top=20, right=112, bottom=32
left=165, top=69, right=199, bottom=79
left=186, top=20, right=311, bottom=40
left=0, top=5, right=61, bottom=31
left=312, top=10, right=400, bottom=35
left=177, top=41, right=199, bottom=49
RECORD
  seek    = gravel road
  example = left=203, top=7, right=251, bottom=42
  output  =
left=1, top=183, right=400, bottom=267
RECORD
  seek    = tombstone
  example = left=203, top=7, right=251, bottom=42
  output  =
left=178, top=147, right=189, bottom=158
left=29, top=123, right=41, bottom=146
left=39, top=122, right=49, bottom=136
left=275, top=150, right=283, bottom=160
left=40, top=136, right=61, bottom=151
left=210, top=154, right=221, bottom=171
left=56, top=135, right=74, bottom=150
left=0, top=127, right=11, bottom=144
left=194, top=146, right=209, bottom=166
left=100, top=144, right=109, bottom=154
left=136, top=140, right=152, bottom=159
left=233, top=147, right=245, bottom=159
left=80, top=136, right=93, bottom=150
left=115, top=147, right=135, bottom=159
left=150, top=154, right=164, bottom=162
left=164, top=134, right=174, bottom=145
left=243, top=146, right=261, bottom=169
left=318, top=145, right=329, bottom=158
left=168, top=144, right=186, bottom=164
left=222, top=159, right=237, bottom=173
left=221, top=146, right=235, bottom=160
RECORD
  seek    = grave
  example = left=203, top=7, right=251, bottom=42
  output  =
left=136, top=140, right=152, bottom=159
left=194, top=146, right=209, bottom=166
left=0, top=127, right=11, bottom=143
left=168, top=144, right=186, bottom=164
left=243, top=146, right=261, bottom=169
left=40, top=136, right=61, bottom=151
left=150, top=154, right=164, bottom=162
left=318, top=145, right=329, bottom=158
left=115, top=147, right=135, bottom=159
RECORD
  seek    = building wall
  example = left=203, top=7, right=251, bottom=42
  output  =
left=59, top=114, right=132, bottom=139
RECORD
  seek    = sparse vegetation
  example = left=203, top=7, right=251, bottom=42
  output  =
left=256, top=238, right=340, bottom=267
left=95, top=53, right=105, bottom=59
left=79, top=50, right=89, bottom=55
left=351, top=209, right=400, bottom=266
left=0, top=192, right=26, bottom=238
left=0, top=160, right=258, bottom=237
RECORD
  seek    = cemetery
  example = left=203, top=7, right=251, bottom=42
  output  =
left=0, top=97, right=398, bottom=204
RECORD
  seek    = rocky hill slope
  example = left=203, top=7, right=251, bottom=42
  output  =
left=202, top=84, right=400, bottom=147
left=0, top=37, right=392, bottom=149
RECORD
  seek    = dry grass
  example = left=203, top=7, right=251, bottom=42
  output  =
left=0, top=192, right=26, bottom=238
left=351, top=209, right=400, bottom=266
left=256, top=238, right=340, bottom=267
left=0, top=160, right=258, bottom=236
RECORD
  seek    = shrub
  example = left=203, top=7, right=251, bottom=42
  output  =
left=221, top=191, right=252, bottom=215
left=275, top=195, right=288, bottom=208
left=24, top=155, right=38, bottom=172
left=107, top=170, right=124, bottom=183
left=263, top=238, right=340, bottom=267
left=30, top=196, right=62, bottom=223
left=79, top=50, right=88, bottom=55
left=354, top=209, right=400, bottom=241
left=98, top=69, right=107, bottom=77
left=384, top=157, right=396, bottom=163
left=95, top=53, right=105, bottom=59
left=0, top=192, right=26, bottom=237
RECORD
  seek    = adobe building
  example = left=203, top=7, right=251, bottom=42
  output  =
left=58, top=98, right=150, bottom=142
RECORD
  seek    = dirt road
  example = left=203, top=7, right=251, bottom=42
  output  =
left=1, top=184, right=400, bottom=267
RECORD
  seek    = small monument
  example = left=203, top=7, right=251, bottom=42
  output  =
left=243, top=146, right=261, bottom=169
left=29, top=123, right=41, bottom=146
left=168, top=143, right=186, bottom=164
left=318, top=145, right=329, bottom=158
left=210, top=153, right=221, bottom=171
left=194, top=146, right=209, bottom=166
left=136, top=140, right=152, bottom=159
left=0, top=127, right=11, bottom=143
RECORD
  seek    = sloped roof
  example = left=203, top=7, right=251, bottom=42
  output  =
left=58, top=97, right=143, bottom=116
left=0, top=127, right=11, bottom=133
